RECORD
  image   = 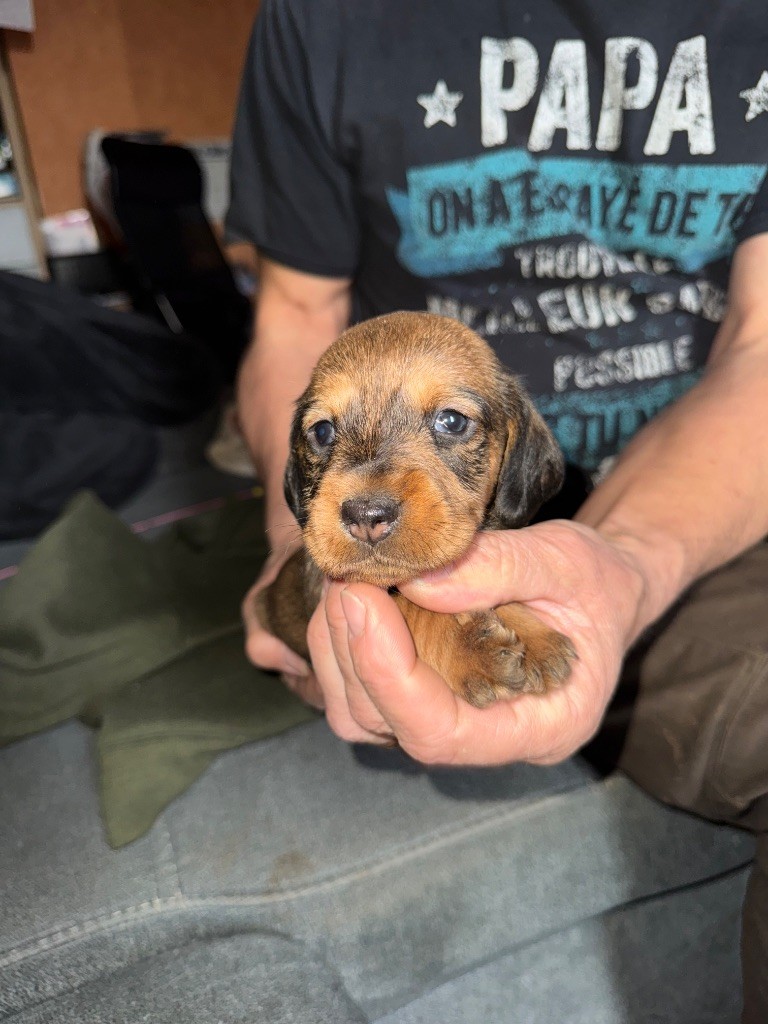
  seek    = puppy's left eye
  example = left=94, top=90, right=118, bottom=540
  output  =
left=309, top=420, right=336, bottom=448
left=433, top=409, right=470, bottom=436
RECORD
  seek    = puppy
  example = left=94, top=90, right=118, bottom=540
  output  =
left=259, top=311, right=576, bottom=707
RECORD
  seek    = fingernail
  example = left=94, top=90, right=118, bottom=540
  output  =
left=284, top=654, right=310, bottom=677
left=340, top=588, right=366, bottom=637
left=282, top=674, right=301, bottom=694
left=410, top=564, right=453, bottom=588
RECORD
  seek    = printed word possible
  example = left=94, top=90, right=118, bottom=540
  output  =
left=553, top=335, right=694, bottom=392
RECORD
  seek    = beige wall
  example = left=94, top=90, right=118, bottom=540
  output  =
left=5, top=0, right=258, bottom=216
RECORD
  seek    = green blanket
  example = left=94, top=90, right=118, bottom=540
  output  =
left=0, top=492, right=314, bottom=847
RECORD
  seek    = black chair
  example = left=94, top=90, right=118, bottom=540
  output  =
left=100, top=136, right=251, bottom=381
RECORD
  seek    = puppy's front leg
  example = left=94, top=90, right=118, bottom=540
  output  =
left=394, top=595, right=575, bottom=708
left=260, top=561, right=575, bottom=709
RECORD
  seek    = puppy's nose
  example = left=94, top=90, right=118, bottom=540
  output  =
left=341, top=496, right=400, bottom=545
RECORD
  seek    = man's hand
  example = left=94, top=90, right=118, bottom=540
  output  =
left=241, top=542, right=324, bottom=704
left=241, top=497, right=326, bottom=708
left=305, top=520, right=649, bottom=765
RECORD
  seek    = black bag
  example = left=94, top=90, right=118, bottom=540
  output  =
left=0, top=271, right=221, bottom=539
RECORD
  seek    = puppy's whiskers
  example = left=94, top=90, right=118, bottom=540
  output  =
left=265, top=520, right=303, bottom=561
left=265, top=520, right=302, bottom=538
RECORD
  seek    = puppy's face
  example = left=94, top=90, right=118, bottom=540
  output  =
left=285, top=312, right=563, bottom=587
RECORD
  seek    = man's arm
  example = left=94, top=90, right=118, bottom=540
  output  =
left=576, top=231, right=768, bottom=642
left=237, top=256, right=352, bottom=539
left=303, top=233, right=768, bottom=763
left=237, top=257, right=351, bottom=679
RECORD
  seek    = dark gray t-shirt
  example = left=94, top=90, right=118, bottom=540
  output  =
left=227, top=0, right=768, bottom=473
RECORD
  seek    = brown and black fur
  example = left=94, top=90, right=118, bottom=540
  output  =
left=259, top=311, right=576, bottom=707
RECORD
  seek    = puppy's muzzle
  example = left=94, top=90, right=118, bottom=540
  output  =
left=340, top=495, right=401, bottom=546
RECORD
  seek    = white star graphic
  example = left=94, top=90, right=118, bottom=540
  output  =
left=417, top=80, right=463, bottom=128
left=740, top=71, right=768, bottom=122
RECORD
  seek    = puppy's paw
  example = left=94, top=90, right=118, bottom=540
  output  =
left=450, top=605, right=576, bottom=708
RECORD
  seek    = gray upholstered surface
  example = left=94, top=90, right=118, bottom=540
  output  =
left=0, top=720, right=754, bottom=1022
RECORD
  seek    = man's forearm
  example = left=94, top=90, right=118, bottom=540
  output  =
left=236, top=331, right=310, bottom=524
left=577, top=329, right=768, bottom=639
left=235, top=259, right=352, bottom=541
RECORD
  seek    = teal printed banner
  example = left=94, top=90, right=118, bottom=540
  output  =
left=535, top=370, right=703, bottom=469
left=387, top=151, right=766, bottom=276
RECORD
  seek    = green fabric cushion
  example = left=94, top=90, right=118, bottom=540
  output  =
left=0, top=491, right=314, bottom=847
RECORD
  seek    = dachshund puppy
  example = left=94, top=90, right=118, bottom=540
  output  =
left=258, top=311, right=576, bottom=707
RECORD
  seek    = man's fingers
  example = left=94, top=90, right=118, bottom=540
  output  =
left=400, top=523, right=585, bottom=614
left=241, top=581, right=311, bottom=677
left=281, top=671, right=325, bottom=710
left=307, top=593, right=392, bottom=743
left=335, top=583, right=603, bottom=766
left=333, top=584, right=501, bottom=765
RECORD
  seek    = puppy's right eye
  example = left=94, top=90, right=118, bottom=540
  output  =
left=309, top=420, right=336, bottom=449
left=433, top=409, right=470, bottom=435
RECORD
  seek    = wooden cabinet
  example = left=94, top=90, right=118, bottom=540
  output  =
left=4, top=1, right=258, bottom=219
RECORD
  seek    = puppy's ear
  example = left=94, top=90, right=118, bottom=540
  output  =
left=283, top=408, right=309, bottom=527
left=489, top=376, right=565, bottom=529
